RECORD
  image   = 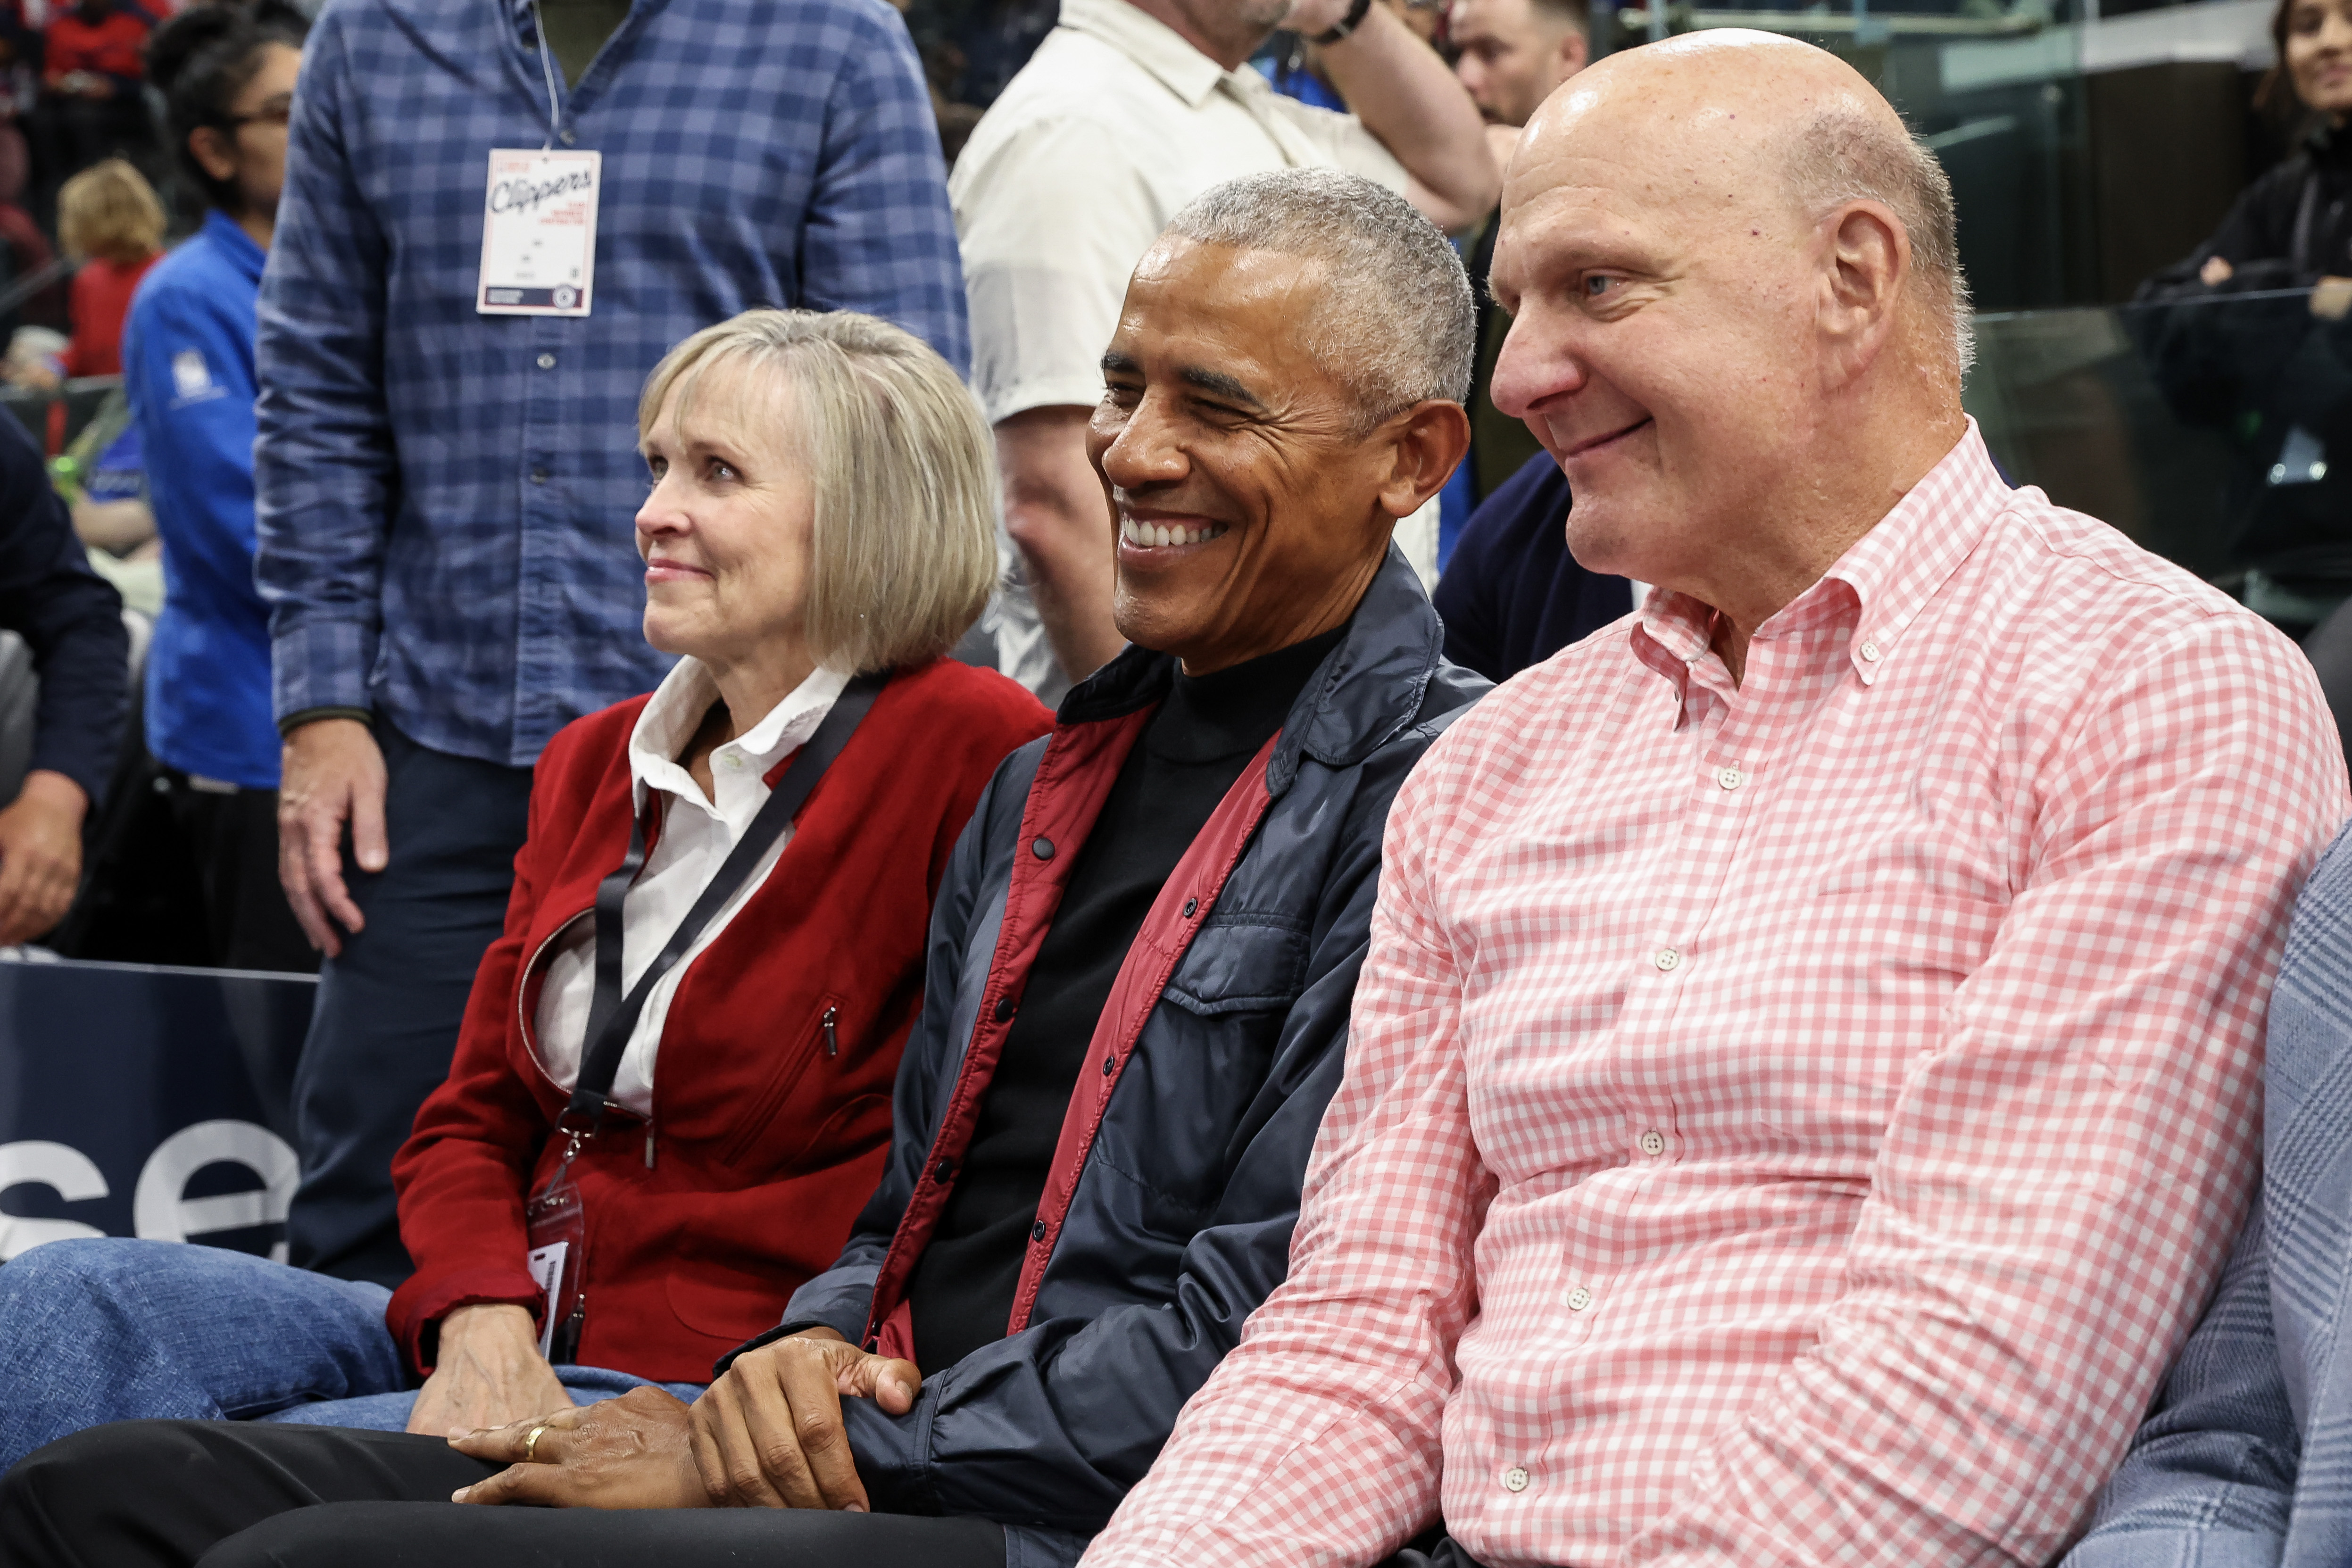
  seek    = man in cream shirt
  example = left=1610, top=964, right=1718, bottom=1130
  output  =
left=954, top=0, right=1497, bottom=700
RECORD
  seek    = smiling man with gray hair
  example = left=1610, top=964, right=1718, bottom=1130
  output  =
left=1083, top=33, right=2346, bottom=1568
left=0, top=169, right=1489, bottom=1568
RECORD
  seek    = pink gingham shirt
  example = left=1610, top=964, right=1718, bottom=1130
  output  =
left=1081, top=426, right=2350, bottom=1568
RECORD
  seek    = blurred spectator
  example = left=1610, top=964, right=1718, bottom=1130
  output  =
left=1432, top=449, right=1631, bottom=681
left=1453, top=0, right=1584, bottom=505
left=32, top=0, right=155, bottom=218
left=125, top=0, right=310, bottom=973
left=2136, top=0, right=2352, bottom=636
left=52, top=156, right=161, bottom=378
left=0, top=400, right=125, bottom=948
left=954, top=0, right=1497, bottom=700
left=258, top=0, right=967, bottom=1288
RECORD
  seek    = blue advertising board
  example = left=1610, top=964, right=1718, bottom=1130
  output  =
left=0, top=959, right=313, bottom=1261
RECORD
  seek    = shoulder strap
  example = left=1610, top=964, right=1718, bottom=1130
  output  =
left=563, top=668, right=889, bottom=1132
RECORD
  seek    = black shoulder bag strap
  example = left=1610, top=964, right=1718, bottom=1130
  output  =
left=558, top=667, right=889, bottom=1137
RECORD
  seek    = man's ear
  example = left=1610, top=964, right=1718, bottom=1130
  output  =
left=1377, top=400, right=1472, bottom=521
left=1555, top=24, right=1590, bottom=80
left=1816, top=199, right=1907, bottom=391
left=186, top=125, right=238, bottom=185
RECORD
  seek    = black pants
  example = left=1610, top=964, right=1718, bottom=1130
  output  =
left=0, top=1421, right=1009, bottom=1568
left=283, top=724, right=534, bottom=1286
left=163, top=778, right=317, bottom=976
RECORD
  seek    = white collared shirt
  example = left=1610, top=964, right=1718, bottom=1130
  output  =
left=532, top=657, right=850, bottom=1118
left=950, top=0, right=1412, bottom=698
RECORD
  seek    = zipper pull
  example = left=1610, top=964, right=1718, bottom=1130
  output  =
left=644, top=1123, right=655, bottom=1169
left=823, top=1004, right=839, bottom=1057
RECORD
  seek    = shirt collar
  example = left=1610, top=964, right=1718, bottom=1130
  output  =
left=1632, top=418, right=2010, bottom=693
left=1055, top=0, right=1228, bottom=108
left=627, top=655, right=852, bottom=813
left=199, top=208, right=265, bottom=283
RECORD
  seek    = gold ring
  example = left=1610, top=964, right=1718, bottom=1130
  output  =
left=523, top=1422, right=551, bottom=1463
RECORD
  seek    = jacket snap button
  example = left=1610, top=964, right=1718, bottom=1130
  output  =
left=1031, top=836, right=1055, bottom=861
left=993, top=996, right=1015, bottom=1023
left=933, top=1158, right=954, bottom=1183
left=1102, top=1055, right=1114, bottom=1076
left=1030, top=1220, right=1047, bottom=1242
left=1182, top=897, right=1198, bottom=918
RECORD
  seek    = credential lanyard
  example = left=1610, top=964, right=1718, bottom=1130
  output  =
left=527, top=0, right=562, bottom=149
left=558, top=669, right=889, bottom=1139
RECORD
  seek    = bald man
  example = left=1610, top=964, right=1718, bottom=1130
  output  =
left=1080, top=33, right=2350, bottom=1568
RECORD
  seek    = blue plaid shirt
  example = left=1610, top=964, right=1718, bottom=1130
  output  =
left=255, top=0, right=969, bottom=767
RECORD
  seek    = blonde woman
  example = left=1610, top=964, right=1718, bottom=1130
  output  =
left=0, top=308, right=1051, bottom=1463
left=53, top=155, right=161, bottom=380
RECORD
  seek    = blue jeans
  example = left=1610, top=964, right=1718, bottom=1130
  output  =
left=0, top=1238, right=704, bottom=1473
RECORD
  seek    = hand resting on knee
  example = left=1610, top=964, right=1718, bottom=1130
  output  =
left=407, top=1303, right=575, bottom=1438
left=446, top=1327, right=918, bottom=1512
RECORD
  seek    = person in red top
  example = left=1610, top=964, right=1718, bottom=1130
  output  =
left=54, top=155, right=160, bottom=376
left=0, top=307, right=1052, bottom=1466
left=42, top=0, right=149, bottom=94
left=33, top=0, right=153, bottom=209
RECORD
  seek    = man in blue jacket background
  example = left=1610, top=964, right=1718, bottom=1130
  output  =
left=125, top=0, right=312, bottom=974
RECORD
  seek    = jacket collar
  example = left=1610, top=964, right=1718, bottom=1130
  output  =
left=199, top=209, right=265, bottom=285
left=1058, top=545, right=1445, bottom=796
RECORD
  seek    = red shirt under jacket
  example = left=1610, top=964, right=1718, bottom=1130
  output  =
left=63, top=252, right=156, bottom=379
left=387, top=656, right=1052, bottom=1384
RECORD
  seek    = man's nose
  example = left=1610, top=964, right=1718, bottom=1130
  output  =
left=1488, top=301, right=1587, bottom=422
left=1097, top=396, right=1188, bottom=489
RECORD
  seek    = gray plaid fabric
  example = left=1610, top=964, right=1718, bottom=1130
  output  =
left=2065, top=823, right=2352, bottom=1568
left=255, top=0, right=968, bottom=767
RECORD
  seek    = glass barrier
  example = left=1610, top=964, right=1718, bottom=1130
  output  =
left=1967, top=287, right=2352, bottom=620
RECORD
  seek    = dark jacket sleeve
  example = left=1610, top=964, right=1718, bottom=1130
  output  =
left=0, top=412, right=125, bottom=806
left=837, top=711, right=1475, bottom=1536
left=734, top=746, right=1044, bottom=1360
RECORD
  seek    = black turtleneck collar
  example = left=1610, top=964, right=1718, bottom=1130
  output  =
left=1147, top=622, right=1349, bottom=765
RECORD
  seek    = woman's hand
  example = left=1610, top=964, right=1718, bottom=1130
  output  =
left=406, top=1303, right=575, bottom=1437
left=686, top=1327, right=920, bottom=1510
left=449, top=1388, right=707, bottom=1510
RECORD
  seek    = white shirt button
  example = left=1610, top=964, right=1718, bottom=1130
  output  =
left=1654, top=947, right=1681, bottom=972
left=1567, top=1286, right=1594, bottom=1311
left=1502, top=1466, right=1530, bottom=1493
left=536, top=352, right=557, bottom=369
left=1715, top=765, right=1743, bottom=791
left=721, top=753, right=744, bottom=772
left=1860, top=639, right=1882, bottom=663
left=1638, top=1129, right=1665, bottom=1156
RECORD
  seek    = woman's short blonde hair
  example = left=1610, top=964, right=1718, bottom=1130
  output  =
left=638, top=309, right=1000, bottom=676
left=58, top=158, right=166, bottom=265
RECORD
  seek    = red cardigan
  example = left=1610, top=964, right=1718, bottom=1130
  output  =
left=386, top=657, right=1051, bottom=1383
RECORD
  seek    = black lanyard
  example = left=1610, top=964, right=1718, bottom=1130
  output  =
left=559, top=668, right=888, bottom=1137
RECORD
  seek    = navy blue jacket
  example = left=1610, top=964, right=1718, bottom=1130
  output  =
left=1432, top=450, right=1632, bottom=683
left=744, top=549, right=1487, bottom=1568
left=0, top=410, right=124, bottom=807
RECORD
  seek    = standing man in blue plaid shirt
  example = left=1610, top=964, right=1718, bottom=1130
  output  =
left=257, top=0, right=969, bottom=1287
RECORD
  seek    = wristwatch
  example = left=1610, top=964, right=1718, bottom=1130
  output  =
left=1314, top=0, right=1375, bottom=45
